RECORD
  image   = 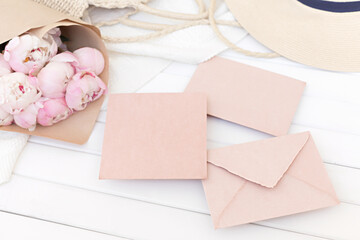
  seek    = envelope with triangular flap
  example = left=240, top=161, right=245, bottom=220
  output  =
left=203, top=132, right=339, bottom=229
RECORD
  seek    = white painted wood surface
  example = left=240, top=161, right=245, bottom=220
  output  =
left=0, top=211, right=125, bottom=240
left=1, top=35, right=360, bottom=239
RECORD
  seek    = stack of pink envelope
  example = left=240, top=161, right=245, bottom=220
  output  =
left=100, top=56, right=338, bottom=229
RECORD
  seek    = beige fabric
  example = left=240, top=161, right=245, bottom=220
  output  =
left=225, top=0, right=360, bottom=72
left=0, top=133, right=28, bottom=185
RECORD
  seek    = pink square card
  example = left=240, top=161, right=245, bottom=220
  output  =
left=100, top=93, right=207, bottom=179
left=185, top=57, right=306, bottom=136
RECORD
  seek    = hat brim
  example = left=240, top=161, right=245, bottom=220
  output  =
left=225, top=0, right=360, bottom=72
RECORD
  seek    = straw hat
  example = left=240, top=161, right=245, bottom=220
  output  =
left=225, top=0, right=360, bottom=72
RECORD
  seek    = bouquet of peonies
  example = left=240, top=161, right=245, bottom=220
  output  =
left=0, top=27, right=107, bottom=131
left=0, top=0, right=108, bottom=144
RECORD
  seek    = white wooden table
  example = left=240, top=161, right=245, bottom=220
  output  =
left=1, top=36, right=360, bottom=240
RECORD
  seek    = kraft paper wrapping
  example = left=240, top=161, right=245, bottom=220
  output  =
left=0, top=0, right=109, bottom=144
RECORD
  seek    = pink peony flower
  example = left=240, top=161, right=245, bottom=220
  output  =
left=51, top=51, right=79, bottom=67
left=37, top=98, right=72, bottom=126
left=73, top=47, right=105, bottom=75
left=13, top=102, right=42, bottom=131
left=0, top=106, right=13, bottom=126
left=65, top=71, right=106, bottom=111
left=4, top=32, right=58, bottom=74
left=0, top=72, right=41, bottom=114
left=0, top=54, right=12, bottom=76
left=37, top=61, right=75, bottom=98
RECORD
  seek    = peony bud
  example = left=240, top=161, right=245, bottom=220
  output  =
left=0, top=106, right=13, bottom=126
left=13, top=102, right=42, bottom=131
left=65, top=71, right=106, bottom=111
left=37, top=98, right=72, bottom=126
left=51, top=51, right=79, bottom=67
left=4, top=32, right=58, bottom=75
left=0, top=54, right=12, bottom=76
left=73, top=47, right=105, bottom=75
left=0, top=72, right=41, bottom=114
left=37, top=61, right=74, bottom=98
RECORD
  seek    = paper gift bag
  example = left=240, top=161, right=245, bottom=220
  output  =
left=203, top=132, right=339, bottom=228
left=0, top=0, right=109, bottom=144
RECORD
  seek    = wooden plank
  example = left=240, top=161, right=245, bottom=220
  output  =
left=136, top=73, right=189, bottom=93
left=15, top=142, right=208, bottom=214
left=0, top=175, right=337, bottom=240
left=15, top=142, right=360, bottom=212
left=294, top=96, right=360, bottom=135
left=0, top=211, right=126, bottom=240
left=107, top=51, right=171, bottom=93
left=164, top=56, right=360, bottom=106
left=30, top=116, right=360, bottom=169
left=259, top=203, right=360, bottom=240
left=114, top=71, right=360, bottom=136
left=29, top=69, right=360, bottom=168
left=207, top=117, right=360, bottom=169
left=29, top=123, right=105, bottom=156
left=325, top=165, right=360, bottom=206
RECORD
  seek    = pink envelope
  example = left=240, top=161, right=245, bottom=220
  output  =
left=100, top=93, right=207, bottom=179
left=185, top=57, right=306, bottom=136
left=203, top=132, right=339, bottom=229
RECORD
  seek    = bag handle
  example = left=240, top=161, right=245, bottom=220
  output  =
left=93, top=0, right=279, bottom=58
left=208, top=0, right=279, bottom=58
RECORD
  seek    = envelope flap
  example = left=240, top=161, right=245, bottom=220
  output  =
left=0, top=0, right=69, bottom=44
left=208, top=132, right=310, bottom=188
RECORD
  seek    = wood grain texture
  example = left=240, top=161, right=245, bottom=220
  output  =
left=0, top=175, right=334, bottom=240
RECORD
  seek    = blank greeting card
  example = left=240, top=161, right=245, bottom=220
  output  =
left=100, top=93, right=207, bottom=179
left=185, top=57, right=306, bottom=136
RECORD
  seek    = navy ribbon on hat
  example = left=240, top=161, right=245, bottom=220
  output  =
left=298, top=0, right=360, bottom=12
